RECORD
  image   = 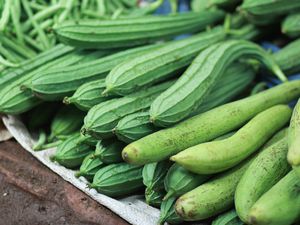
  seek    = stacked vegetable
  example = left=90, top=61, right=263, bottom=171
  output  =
left=0, top=0, right=164, bottom=71
left=1, top=0, right=300, bottom=224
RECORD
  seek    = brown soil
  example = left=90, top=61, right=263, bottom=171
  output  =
left=0, top=140, right=129, bottom=225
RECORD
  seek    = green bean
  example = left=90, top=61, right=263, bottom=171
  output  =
left=0, top=0, right=11, bottom=31
left=23, top=35, right=44, bottom=52
left=0, top=44, right=24, bottom=62
left=0, top=34, right=36, bottom=58
left=57, top=0, right=74, bottom=24
left=81, top=10, right=108, bottom=19
left=80, top=0, right=89, bottom=13
left=22, top=0, right=50, bottom=50
left=28, top=2, right=48, bottom=11
left=29, top=19, right=53, bottom=37
left=0, top=54, right=18, bottom=67
left=9, top=0, right=24, bottom=44
left=23, top=4, right=63, bottom=32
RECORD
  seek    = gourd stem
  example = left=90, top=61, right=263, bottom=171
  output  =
left=163, top=189, right=176, bottom=201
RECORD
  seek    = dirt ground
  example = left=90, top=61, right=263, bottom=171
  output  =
left=0, top=140, right=129, bottom=225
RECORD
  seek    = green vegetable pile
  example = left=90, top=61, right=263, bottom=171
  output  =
left=1, top=0, right=300, bottom=224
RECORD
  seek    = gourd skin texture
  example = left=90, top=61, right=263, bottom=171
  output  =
left=104, top=27, right=226, bottom=96
left=49, top=106, right=85, bottom=141
left=122, top=81, right=300, bottom=165
left=91, top=163, right=144, bottom=197
left=0, top=44, right=73, bottom=90
left=0, top=48, right=100, bottom=114
left=150, top=40, right=286, bottom=127
left=164, top=163, right=210, bottom=200
left=115, top=111, right=157, bottom=143
left=274, top=38, right=300, bottom=75
left=114, top=63, right=254, bottom=143
left=76, top=152, right=105, bottom=181
left=235, top=137, right=290, bottom=223
left=52, top=134, right=94, bottom=169
left=54, top=11, right=225, bottom=49
left=175, top=156, right=255, bottom=221
left=64, top=79, right=114, bottom=111
left=248, top=171, right=300, bottom=225
left=287, top=99, right=300, bottom=166
left=0, top=45, right=75, bottom=114
left=82, top=80, right=174, bottom=139
left=282, top=13, right=300, bottom=38
left=241, top=0, right=300, bottom=17
left=171, top=105, right=291, bottom=174
left=29, top=44, right=161, bottom=101
left=94, top=139, right=125, bottom=164
left=142, top=161, right=171, bottom=192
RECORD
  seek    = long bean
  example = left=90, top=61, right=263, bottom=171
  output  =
left=22, top=4, right=63, bottom=32
left=9, top=0, right=24, bottom=44
left=0, top=34, right=36, bottom=58
left=0, top=0, right=11, bottom=31
left=22, top=0, right=50, bottom=50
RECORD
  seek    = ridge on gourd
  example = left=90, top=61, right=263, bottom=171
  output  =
left=274, top=38, right=300, bottom=75
left=122, top=81, right=300, bottom=165
left=94, top=139, right=125, bottom=164
left=90, top=163, right=144, bottom=197
left=114, top=111, right=157, bottom=143
left=240, top=0, right=300, bottom=17
left=82, top=80, right=175, bottom=139
left=0, top=46, right=83, bottom=114
left=282, top=12, right=300, bottom=38
left=54, top=10, right=225, bottom=49
left=63, top=79, right=115, bottom=111
left=0, top=44, right=73, bottom=90
left=142, top=161, right=172, bottom=192
left=150, top=40, right=287, bottom=127
left=75, top=152, right=105, bottom=182
left=164, top=163, right=210, bottom=200
left=51, top=134, right=94, bottom=169
left=114, top=63, right=255, bottom=143
left=28, top=43, right=162, bottom=101
left=103, top=26, right=226, bottom=96
left=49, top=106, right=86, bottom=141
left=103, top=20, right=262, bottom=97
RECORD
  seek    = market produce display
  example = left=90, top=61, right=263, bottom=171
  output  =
left=1, top=0, right=300, bottom=224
